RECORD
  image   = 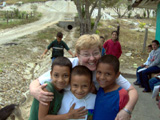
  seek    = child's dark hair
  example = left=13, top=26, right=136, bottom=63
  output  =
left=100, top=36, right=105, bottom=39
left=51, top=57, right=72, bottom=73
left=152, top=40, right=159, bottom=45
left=147, top=44, right=152, bottom=49
left=71, top=65, right=92, bottom=84
left=111, top=31, right=118, bottom=35
left=56, top=32, right=63, bottom=38
left=97, top=55, right=119, bottom=74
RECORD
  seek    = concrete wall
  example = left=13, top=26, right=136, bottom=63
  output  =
left=156, top=3, right=160, bottom=42
left=58, top=21, right=75, bottom=31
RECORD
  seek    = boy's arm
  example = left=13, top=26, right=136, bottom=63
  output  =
left=38, top=89, right=87, bottom=120
left=41, top=49, right=48, bottom=59
left=68, top=50, right=74, bottom=57
left=29, top=79, right=53, bottom=105
left=115, top=85, right=138, bottom=120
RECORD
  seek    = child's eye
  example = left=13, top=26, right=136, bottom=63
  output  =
left=82, top=85, right=88, bottom=88
left=105, top=73, right=110, bottom=76
left=73, top=84, right=78, bottom=87
left=97, top=71, right=101, bottom=75
left=54, top=73, right=59, bottom=77
left=63, top=74, right=69, bottom=78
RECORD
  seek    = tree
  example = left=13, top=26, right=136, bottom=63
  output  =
left=73, top=0, right=119, bottom=35
left=112, top=0, right=131, bottom=18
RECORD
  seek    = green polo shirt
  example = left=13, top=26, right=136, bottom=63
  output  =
left=47, top=39, right=70, bottom=59
left=29, top=81, right=63, bottom=120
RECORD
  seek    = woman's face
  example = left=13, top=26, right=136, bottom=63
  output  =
left=111, top=32, right=118, bottom=41
left=77, top=47, right=101, bottom=71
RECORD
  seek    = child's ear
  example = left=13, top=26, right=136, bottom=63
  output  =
left=116, top=71, right=120, bottom=79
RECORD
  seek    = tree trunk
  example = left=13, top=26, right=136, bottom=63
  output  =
left=74, top=0, right=102, bottom=35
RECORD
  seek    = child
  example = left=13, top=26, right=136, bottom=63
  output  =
left=134, top=44, right=152, bottom=86
left=93, top=55, right=129, bottom=120
left=58, top=65, right=96, bottom=120
left=41, top=32, right=74, bottom=62
left=103, top=31, right=122, bottom=59
left=100, top=36, right=105, bottom=56
left=136, top=40, right=160, bottom=92
left=29, top=57, right=86, bottom=120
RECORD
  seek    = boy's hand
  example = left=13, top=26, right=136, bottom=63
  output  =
left=40, top=54, right=44, bottom=59
left=68, top=103, right=88, bottom=119
left=115, top=109, right=130, bottom=120
left=35, top=83, right=54, bottom=105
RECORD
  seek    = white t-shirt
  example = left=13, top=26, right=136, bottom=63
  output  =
left=58, top=91, right=96, bottom=120
left=39, top=57, right=131, bottom=90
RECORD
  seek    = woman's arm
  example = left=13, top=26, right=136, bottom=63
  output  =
left=115, top=85, right=138, bottom=120
left=29, top=79, right=53, bottom=105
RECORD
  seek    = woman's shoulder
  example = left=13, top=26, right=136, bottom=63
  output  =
left=69, top=57, right=79, bottom=67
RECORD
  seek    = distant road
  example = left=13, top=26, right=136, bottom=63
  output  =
left=0, top=1, right=77, bottom=45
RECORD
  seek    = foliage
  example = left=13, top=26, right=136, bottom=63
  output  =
left=138, top=21, right=146, bottom=29
left=143, top=10, right=146, bottom=18
left=96, top=30, right=100, bottom=34
left=112, top=0, right=131, bottom=18
left=0, top=10, right=41, bottom=29
left=5, top=0, right=48, bottom=5
left=128, top=11, right=132, bottom=18
left=73, top=0, right=119, bottom=35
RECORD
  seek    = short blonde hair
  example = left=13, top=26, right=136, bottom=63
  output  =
left=75, top=34, right=102, bottom=54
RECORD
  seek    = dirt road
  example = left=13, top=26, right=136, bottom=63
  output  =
left=0, top=1, right=77, bottom=44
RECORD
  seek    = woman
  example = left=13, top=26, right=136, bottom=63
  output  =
left=103, top=31, right=122, bottom=59
left=30, top=34, right=138, bottom=120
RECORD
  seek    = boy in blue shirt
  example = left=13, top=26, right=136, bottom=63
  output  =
left=93, top=55, right=129, bottom=120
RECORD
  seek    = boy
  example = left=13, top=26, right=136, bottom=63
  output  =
left=93, top=55, right=129, bottom=120
left=58, top=65, right=96, bottom=120
left=100, top=36, right=105, bottom=56
left=41, top=32, right=74, bottom=62
left=29, top=57, right=87, bottom=120
left=134, top=44, right=152, bottom=86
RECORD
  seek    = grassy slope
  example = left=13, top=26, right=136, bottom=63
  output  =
left=4, top=0, right=48, bottom=4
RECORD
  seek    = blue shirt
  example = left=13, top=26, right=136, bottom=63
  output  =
left=93, top=87, right=129, bottom=120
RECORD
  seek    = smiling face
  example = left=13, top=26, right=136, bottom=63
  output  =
left=50, top=65, right=70, bottom=91
left=152, top=42, right=159, bottom=50
left=77, top=47, right=101, bottom=71
left=71, top=75, right=91, bottom=99
left=96, top=63, right=120, bottom=92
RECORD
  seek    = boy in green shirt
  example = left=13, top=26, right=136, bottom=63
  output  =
left=29, top=57, right=87, bottom=120
left=41, top=32, right=74, bottom=63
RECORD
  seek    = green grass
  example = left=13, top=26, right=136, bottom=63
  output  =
left=4, top=0, right=48, bottom=5
left=0, top=11, right=42, bottom=29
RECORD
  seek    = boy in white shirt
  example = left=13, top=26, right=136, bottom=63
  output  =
left=58, top=65, right=96, bottom=120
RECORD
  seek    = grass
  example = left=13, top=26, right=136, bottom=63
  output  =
left=4, top=0, right=48, bottom=5
left=97, top=18, right=156, bottom=70
left=0, top=11, right=42, bottom=29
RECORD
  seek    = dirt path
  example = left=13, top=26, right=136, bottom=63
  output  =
left=0, top=1, right=77, bottom=44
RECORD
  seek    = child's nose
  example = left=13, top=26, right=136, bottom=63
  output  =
left=77, top=87, right=82, bottom=92
left=58, top=76, right=63, bottom=82
left=100, top=74, right=105, bottom=80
